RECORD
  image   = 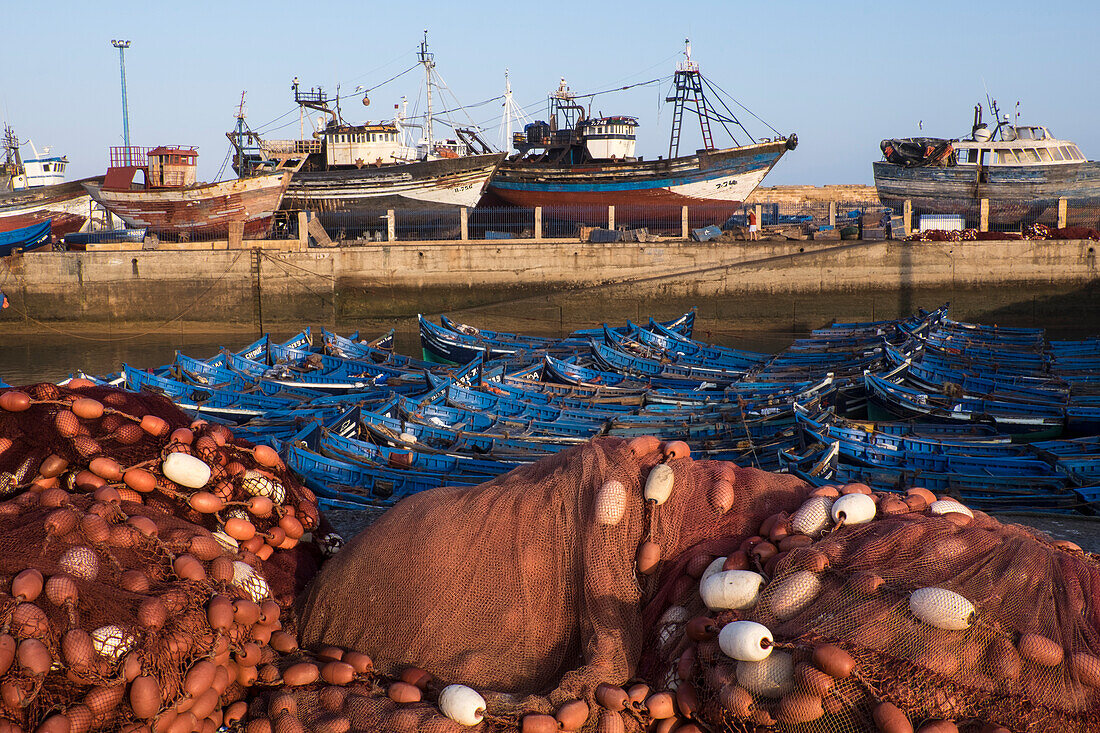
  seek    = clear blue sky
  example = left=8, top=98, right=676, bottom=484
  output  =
left=4, top=0, right=1097, bottom=186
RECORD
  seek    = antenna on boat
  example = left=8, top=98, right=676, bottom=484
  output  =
left=498, top=69, right=532, bottom=153
left=418, top=30, right=435, bottom=151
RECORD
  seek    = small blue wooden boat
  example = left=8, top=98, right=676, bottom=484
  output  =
left=62, top=228, right=147, bottom=247
left=864, top=372, right=1065, bottom=438
left=0, top=219, right=50, bottom=257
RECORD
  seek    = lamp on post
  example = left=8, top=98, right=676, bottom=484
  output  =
left=111, top=39, right=131, bottom=164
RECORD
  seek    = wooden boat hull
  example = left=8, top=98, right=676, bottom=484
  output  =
left=0, top=219, right=51, bottom=256
left=83, top=172, right=291, bottom=237
left=0, top=178, right=98, bottom=232
left=283, top=152, right=505, bottom=212
left=0, top=210, right=87, bottom=241
left=872, top=160, right=1100, bottom=225
left=486, top=141, right=789, bottom=216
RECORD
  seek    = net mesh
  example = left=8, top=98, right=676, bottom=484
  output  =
left=279, top=438, right=1100, bottom=733
left=0, top=383, right=324, bottom=731
left=4, top=383, right=1099, bottom=732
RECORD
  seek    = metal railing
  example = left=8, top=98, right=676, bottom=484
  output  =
left=892, top=198, right=1100, bottom=240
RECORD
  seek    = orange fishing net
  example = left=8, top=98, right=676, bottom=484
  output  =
left=276, top=438, right=1100, bottom=733
left=0, top=383, right=324, bottom=731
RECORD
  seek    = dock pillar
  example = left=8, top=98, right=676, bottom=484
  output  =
left=903, top=200, right=912, bottom=238
left=460, top=207, right=468, bottom=241
left=681, top=206, right=689, bottom=239
left=297, top=212, right=309, bottom=250
left=229, top=221, right=244, bottom=249
left=1058, top=198, right=1068, bottom=229
left=755, top=204, right=763, bottom=234
left=534, top=207, right=542, bottom=240
left=386, top=210, right=396, bottom=242
left=828, top=201, right=836, bottom=227
left=608, top=205, right=615, bottom=230
left=979, top=199, right=989, bottom=233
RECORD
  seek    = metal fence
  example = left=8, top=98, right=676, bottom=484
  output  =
left=894, top=200, right=1100, bottom=239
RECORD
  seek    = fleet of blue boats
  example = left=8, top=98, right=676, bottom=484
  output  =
left=51, top=305, right=1100, bottom=516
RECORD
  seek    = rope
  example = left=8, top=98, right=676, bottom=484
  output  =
left=256, top=251, right=335, bottom=306
left=0, top=250, right=246, bottom=342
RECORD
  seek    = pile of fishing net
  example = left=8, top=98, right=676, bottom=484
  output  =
left=1023, top=223, right=1100, bottom=241
left=253, top=436, right=1098, bottom=733
left=908, top=224, right=1100, bottom=242
left=0, top=382, right=331, bottom=731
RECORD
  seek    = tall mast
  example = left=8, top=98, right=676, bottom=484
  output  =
left=418, top=30, right=435, bottom=150
left=502, top=70, right=512, bottom=150
left=666, top=38, right=714, bottom=158
left=111, top=40, right=132, bottom=163
left=233, top=92, right=247, bottom=176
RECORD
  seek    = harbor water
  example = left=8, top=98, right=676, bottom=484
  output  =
left=5, top=282, right=1098, bottom=385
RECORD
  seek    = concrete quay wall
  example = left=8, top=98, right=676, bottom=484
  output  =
left=3, top=238, right=1097, bottom=327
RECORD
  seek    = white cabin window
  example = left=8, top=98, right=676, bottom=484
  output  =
left=995, top=150, right=1008, bottom=164
left=1060, top=146, right=1075, bottom=160
left=1037, top=147, right=1052, bottom=162
left=1070, top=145, right=1084, bottom=160
left=1021, top=149, right=1040, bottom=163
left=1051, top=147, right=1065, bottom=161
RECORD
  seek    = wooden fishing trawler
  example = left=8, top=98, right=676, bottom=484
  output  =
left=83, top=146, right=291, bottom=238
left=484, top=41, right=797, bottom=218
left=873, top=103, right=1100, bottom=226
left=0, top=124, right=95, bottom=237
left=229, top=34, right=505, bottom=213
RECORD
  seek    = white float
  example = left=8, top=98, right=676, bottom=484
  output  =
left=737, top=651, right=794, bottom=698
left=595, top=480, right=627, bottom=525
left=718, top=621, right=773, bottom=662
left=831, top=493, right=876, bottom=525
left=769, top=571, right=823, bottom=621
left=644, top=464, right=675, bottom=505
left=790, top=496, right=834, bottom=536
left=929, top=499, right=974, bottom=519
left=161, top=452, right=211, bottom=489
left=438, top=684, right=486, bottom=726
left=700, top=570, right=765, bottom=611
left=909, top=587, right=976, bottom=630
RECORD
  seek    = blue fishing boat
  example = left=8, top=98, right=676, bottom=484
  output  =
left=0, top=218, right=50, bottom=257
left=864, top=372, right=1065, bottom=438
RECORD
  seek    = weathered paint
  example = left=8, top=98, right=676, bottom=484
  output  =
left=83, top=172, right=291, bottom=236
left=873, top=160, right=1100, bottom=225
left=0, top=177, right=98, bottom=224
left=284, top=152, right=505, bottom=211
left=487, top=141, right=788, bottom=213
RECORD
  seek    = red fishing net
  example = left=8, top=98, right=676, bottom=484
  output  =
left=4, top=383, right=1100, bottom=733
left=275, top=438, right=1100, bottom=733
left=0, top=383, right=327, bottom=731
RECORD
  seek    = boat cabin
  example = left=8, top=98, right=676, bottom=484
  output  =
left=103, top=146, right=201, bottom=190
left=147, top=146, right=198, bottom=187
left=578, top=116, right=638, bottom=160
left=954, top=127, right=1086, bottom=167
left=22, top=151, right=68, bottom=188
left=324, top=123, right=411, bottom=166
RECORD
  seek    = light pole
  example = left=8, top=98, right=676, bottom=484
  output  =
left=111, top=39, right=131, bottom=163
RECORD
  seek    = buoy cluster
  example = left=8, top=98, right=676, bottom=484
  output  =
left=0, top=383, right=324, bottom=560
left=639, top=482, right=1100, bottom=732
left=0, top=383, right=331, bottom=731
left=0, top=491, right=293, bottom=732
